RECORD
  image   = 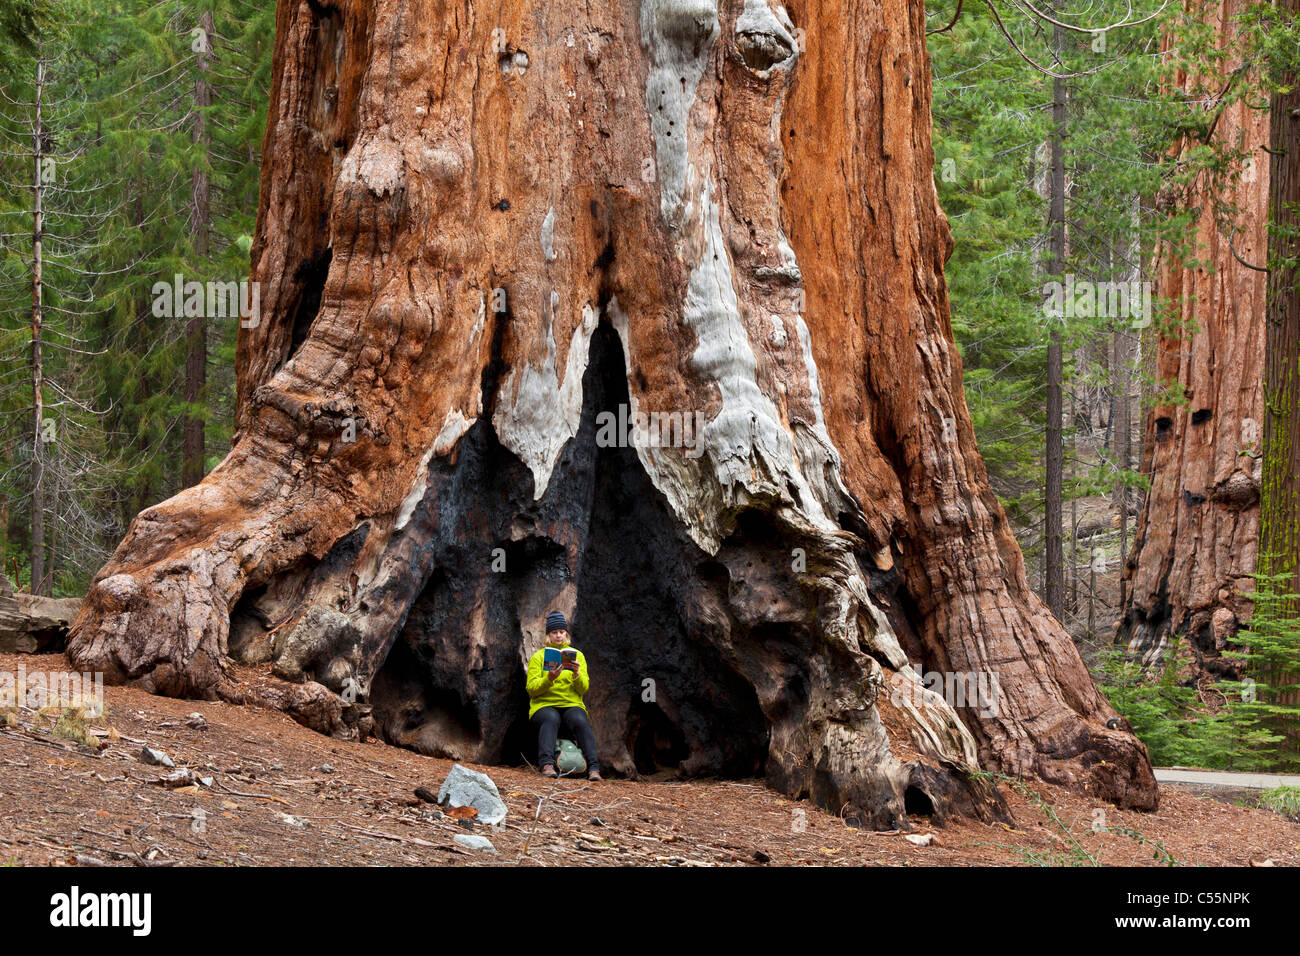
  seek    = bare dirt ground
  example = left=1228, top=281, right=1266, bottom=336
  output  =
left=1, top=654, right=1296, bottom=867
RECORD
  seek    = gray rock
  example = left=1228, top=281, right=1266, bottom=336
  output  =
left=140, top=746, right=174, bottom=768
left=453, top=834, right=497, bottom=854
left=437, top=764, right=507, bottom=826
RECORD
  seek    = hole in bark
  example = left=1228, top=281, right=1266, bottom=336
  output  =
left=228, top=583, right=272, bottom=664
left=734, top=507, right=783, bottom=549
left=338, top=320, right=777, bottom=777
left=628, top=699, right=689, bottom=776
left=571, top=323, right=769, bottom=778
left=1155, top=416, right=1173, bottom=440
left=286, top=248, right=332, bottom=365
left=697, top=559, right=729, bottom=588
left=228, top=552, right=324, bottom=665
left=1191, top=408, right=1212, bottom=425
left=364, top=419, right=549, bottom=763
left=904, top=786, right=935, bottom=818
left=369, top=633, right=484, bottom=757
left=737, top=32, right=793, bottom=72
left=479, top=285, right=513, bottom=416
left=498, top=49, right=529, bottom=74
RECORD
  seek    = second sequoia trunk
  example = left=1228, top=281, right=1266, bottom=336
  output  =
left=68, top=0, right=1156, bottom=826
left=1117, top=0, right=1268, bottom=681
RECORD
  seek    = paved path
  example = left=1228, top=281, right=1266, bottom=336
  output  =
left=1155, top=767, right=1300, bottom=790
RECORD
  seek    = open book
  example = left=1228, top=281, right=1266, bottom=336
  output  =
left=544, top=647, right=579, bottom=668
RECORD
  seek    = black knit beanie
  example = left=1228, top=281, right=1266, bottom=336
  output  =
left=545, top=611, right=568, bottom=634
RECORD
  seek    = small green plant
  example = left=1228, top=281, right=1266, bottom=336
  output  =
left=1093, top=571, right=1300, bottom=773
left=975, top=771, right=1181, bottom=866
left=49, top=707, right=98, bottom=748
left=1257, top=786, right=1300, bottom=821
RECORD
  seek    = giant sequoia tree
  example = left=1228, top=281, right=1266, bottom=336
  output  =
left=68, top=0, right=1156, bottom=826
left=1118, top=0, right=1268, bottom=680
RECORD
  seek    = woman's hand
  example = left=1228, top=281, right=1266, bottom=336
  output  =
left=545, top=663, right=561, bottom=682
left=562, top=661, right=580, bottom=674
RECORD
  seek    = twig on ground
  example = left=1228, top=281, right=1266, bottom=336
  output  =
left=212, top=778, right=294, bottom=806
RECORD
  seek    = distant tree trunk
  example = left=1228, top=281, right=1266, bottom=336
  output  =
left=1113, top=198, right=1140, bottom=613
left=1044, top=21, right=1067, bottom=621
left=182, top=11, right=213, bottom=490
left=1114, top=324, right=1132, bottom=607
left=1257, top=0, right=1300, bottom=755
left=29, top=49, right=46, bottom=597
left=1118, top=0, right=1267, bottom=681
left=1260, top=0, right=1300, bottom=594
left=1070, top=384, right=1078, bottom=617
left=122, top=177, right=159, bottom=530
left=69, top=0, right=1156, bottom=824
left=46, top=408, right=60, bottom=593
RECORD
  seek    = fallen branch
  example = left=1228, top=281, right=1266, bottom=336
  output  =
left=339, top=823, right=438, bottom=848
left=212, top=778, right=294, bottom=806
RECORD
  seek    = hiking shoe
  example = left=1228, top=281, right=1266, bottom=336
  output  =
left=587, top=770, right=602, bottom=782
left=540, top=765, right=558, bottom=778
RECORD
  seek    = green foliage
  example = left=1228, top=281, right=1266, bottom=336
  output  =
left=1257, top=786, right=1300, bottom=820
left=1095, top=572, right=1300, bottom=771
left=0, top=0, right=272, bottom=594
left=49, top=705, right=98, bottom=747
left=928, top=0, right=1184, bottom=539
left=0, top=0, right=54, bottom=56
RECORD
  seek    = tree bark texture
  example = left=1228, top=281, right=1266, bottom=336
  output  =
left=1118, top=0, right=1268, bottom=682
left=69, top=0, right=1156, bottom=826
left=1260, top=0, right=1300, bottom=590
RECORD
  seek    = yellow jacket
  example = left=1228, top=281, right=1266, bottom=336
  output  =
left=525, top=646, right=589, bottom=718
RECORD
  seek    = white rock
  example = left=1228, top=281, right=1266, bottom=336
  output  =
left=140, top=746, right=174, bottom=768
left=437, top=764, right=508, bottom=826
left=453, top=834, right=498, bottom=854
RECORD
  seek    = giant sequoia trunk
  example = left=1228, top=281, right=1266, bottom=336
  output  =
left=1117, top=0, right=1268, bottom=681
left=68, top=0, right=1156, bottom=826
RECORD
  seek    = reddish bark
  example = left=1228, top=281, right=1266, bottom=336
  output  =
left=69, top=0, right=1155, bottom=825
left=1119, top=0, right=1268, bottom=682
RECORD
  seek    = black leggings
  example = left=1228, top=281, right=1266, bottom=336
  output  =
left=532, top=706, right=600, bottom=773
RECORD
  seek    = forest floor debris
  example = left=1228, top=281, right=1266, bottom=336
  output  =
left=0, top=654, right=1296, bottom=867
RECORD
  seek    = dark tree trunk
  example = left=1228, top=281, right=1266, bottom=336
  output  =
left=1259, top=0, right=1300, bottom=741
left=1261, top=0, right=1300, bottom=590
left=69, top=0, right=1156, bottom=826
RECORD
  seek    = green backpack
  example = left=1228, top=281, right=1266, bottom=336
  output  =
left=556, top=738, right=587, bottom=774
